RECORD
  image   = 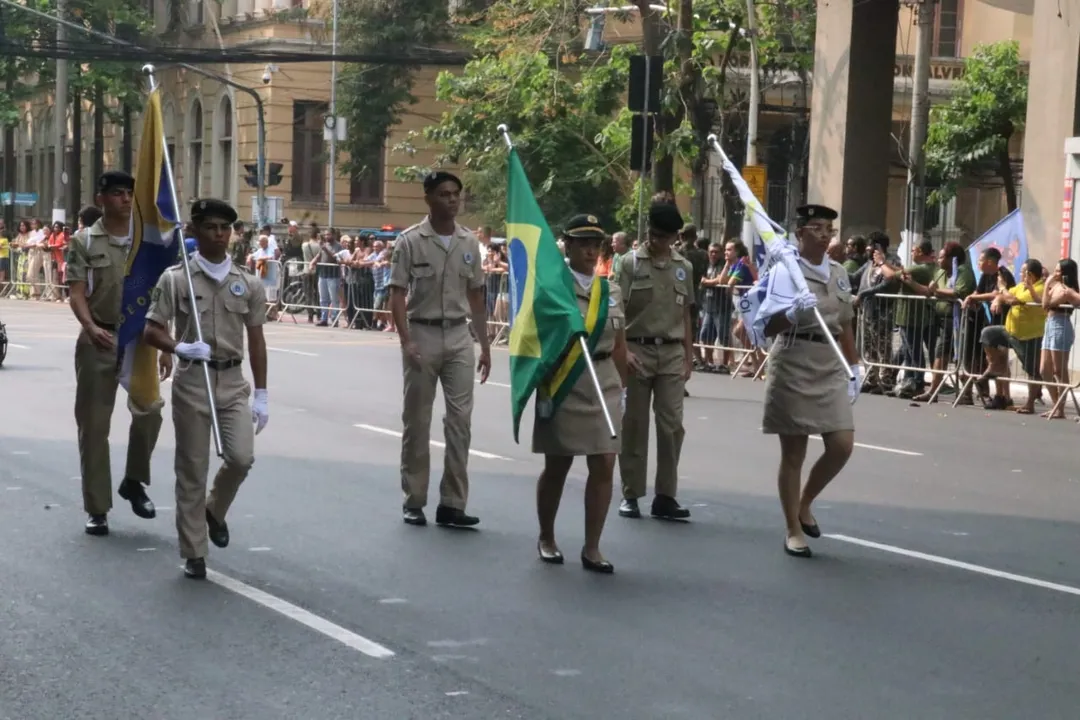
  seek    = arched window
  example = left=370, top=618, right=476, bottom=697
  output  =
left=187, top=98, right=204, bottom=202
left=215, top=94, right=234, bottom=202
left=163, top=102, right=177, bottom=174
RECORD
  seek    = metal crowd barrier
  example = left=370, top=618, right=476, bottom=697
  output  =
left=1, top=247, right=68, bottom=301
left=691, top=283, right=763, bottom=380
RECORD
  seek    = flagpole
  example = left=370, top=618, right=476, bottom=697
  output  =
left=707, top=134, right=854, bottom=381
left=144, top=64, right=224, bottom=458
left=497, top=124, right=617, bottom=439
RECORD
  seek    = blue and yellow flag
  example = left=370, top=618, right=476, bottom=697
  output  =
left=118, top=89, right=180, bottom=411
left=505, top=148, right=586, bottom=442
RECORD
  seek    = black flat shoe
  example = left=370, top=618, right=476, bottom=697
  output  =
left=784, top=539, right=812, bottom=558
left=580, top=551, right=614, bottom=574
left=206, top=509, right=229, bottom=548
left=800, top=520, right=821, bottom=539
left=118, top=478, right=156, bottom=519
left=184, top=558, right=207, bottom=579
left=435, top=505, right=479, bottom=528
left=537, top=542, right=564, bottom=565
left=85, top=514, right=108, bottom=536
left=403, top=508, right=427, bottom=526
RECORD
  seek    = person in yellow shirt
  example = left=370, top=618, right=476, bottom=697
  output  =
left=979, top=259, right=1046, bottom=413
left=0, top=228, right=10, bottom=289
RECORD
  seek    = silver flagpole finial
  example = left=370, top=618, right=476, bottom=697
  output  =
left=707, top=133, right=718, bottom=144
left=142, top=64, right=155, bottom=75
left=496, top=124, right=513, bottom=150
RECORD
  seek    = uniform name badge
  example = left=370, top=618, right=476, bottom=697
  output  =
left=229, top=280, right=246, bottom=297
left=536, top=395, right=554, bottom=419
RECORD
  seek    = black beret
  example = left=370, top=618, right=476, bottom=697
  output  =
left=796, top=204, right=838, bottom=222
left=648, top=201, right=685, bottom=234
left=423, top=170, right=463, bottom=194
left=190, top=198, right=238, bottom=224
left=96, top=170, right=134, bottom=193
left=563, top=213, right=605, bottom=240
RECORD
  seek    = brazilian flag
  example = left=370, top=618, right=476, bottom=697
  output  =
left=506, top=149, right=587, bottom=443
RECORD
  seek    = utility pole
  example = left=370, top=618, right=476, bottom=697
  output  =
left=1, top=3, right=16, bottom=233
left=326, top=0, right=339, bottom=228
left=905, top=0, right=936, bottom=255
left=53, top=0, right=68, bottom=224
left=741, top=0, right=760, bottom=249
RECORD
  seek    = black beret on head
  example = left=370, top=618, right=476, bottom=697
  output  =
left=423, top=170, right=463, bottom=194
left=648, top=201, right=685, bottom=234
left=563, top=213, right=605, bottom=241
left=97, top=170, right=134, bottom=193
left=191, top=198, right=238, bottom=224
left=796, top=204, right=838, bottom=223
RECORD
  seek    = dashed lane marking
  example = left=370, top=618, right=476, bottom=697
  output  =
left=203, top=568, right=396, bottom=658
left=809, top=435, right=922, bottom=457
left=827, top=534, right=1080, bottom=598
left=354, top=424, right=512, bottom=461
left=267, top=347, right=320, bottom=357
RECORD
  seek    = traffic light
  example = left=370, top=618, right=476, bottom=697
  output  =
left=266, top=162, right=283, bottom=187
left=243, top=162, right=284, bottom=188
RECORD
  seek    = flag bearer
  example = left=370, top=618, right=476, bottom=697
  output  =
left=66, top=170, right=163, bottom=536
left=616, top=201, right=695, bottom=521
left=760, top=205, right=862, bottom=559
left=389, top=171, right=491, bottom=529
left=143, top=198, right=269, bottom=580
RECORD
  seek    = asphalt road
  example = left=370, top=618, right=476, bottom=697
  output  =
left=1, top=298, right=1079, bottom=720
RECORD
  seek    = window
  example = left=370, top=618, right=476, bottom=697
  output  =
left=216, top=95, right=234, bottom=201
left=349, top=139, right=385, bottom=205
left=292, top=101, right=327, bottom=203
left=188, top=100, right=203, bottom=200
left=933, top=0, right=961, bottom=58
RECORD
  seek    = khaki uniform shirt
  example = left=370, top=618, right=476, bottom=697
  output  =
left=65, top=219, right=130, bottom=327
left=788, top=258, right=854, bottom=335
left=388, top=217, right=484, bottom=321
left=616, top=244, right=695, bottom=340
left=146, top=262, right=267, bottom=362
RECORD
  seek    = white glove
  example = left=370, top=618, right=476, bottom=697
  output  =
left=848, top=363, right=864, bottom=405
left=175, top=341, right=211, bottom=362
left=784, top=291, right=818, bottom=324
left=251, top=388, right=269, bottom=435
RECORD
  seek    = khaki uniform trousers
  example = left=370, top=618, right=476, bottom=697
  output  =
left=172, top=367, right=255, bottom=559
left=619, top=342, right=686, bottom=501
left=400, top=322, right=475, bottom=511
left=74, top=332, right=163, bottom=515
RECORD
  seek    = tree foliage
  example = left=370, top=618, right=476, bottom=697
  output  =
left=0, top=0, right=52, bottom=129
left=925, top=40, right=1027, bottom=211
left=336, top=0, right=453, bottom=180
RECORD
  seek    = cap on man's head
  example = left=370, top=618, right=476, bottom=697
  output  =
left=681, top=223, right=698, bottom=238
left=191, top=198, right=239, bottom=224
left=648, top=201, right=685, bottom=234
left=96, top=170, right=134, bottom=194
left=423, top=170, right=463, bottom=194
left=795, top=204, right=838, bottom=224
left=563, top=213, right=605, bottom=241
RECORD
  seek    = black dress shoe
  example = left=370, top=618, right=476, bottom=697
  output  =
left=537, top=541, right=564, bottom=564
left=184, top=558, right=207, bottom=579
left=800, top=520, right=821, bottom=539
left=435, top=505, right=479, bottom=528
left=651, top=495, right=690, bottom=521
left=206, top=509, right=229, bottom=548
left=580, top=551, right=614, bottom=574
left=403, top=508, right=427, bottom=526
left=118, top=478, right=156, bottom=519
left=618, top=498, right=641, bottom=518
left=784, top=539, right=812, bottom=558
left=85, top=514, right=109, bottom=536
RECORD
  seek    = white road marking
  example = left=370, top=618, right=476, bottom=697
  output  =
left=204, top=568, right=395, bottom=658
left=427, top=638, right=488, bottom=648
left=268, top=347, right=320, bottom=357
left=379, top=598, right=409, bottom=605
left=552, top=669, right=582, bottom=677
left=10, top=451, right=28, bottom=456
left=248, top=546, right=272, bottom=552
left=809, top=435, right=922, bottom=457
left=445, top=691, right=470, bottom=697
left=354, top=424, right=512, bottom=461
left=484, top=381, right=511, bottom=388
left=827, top=534, right=1080, bottom=598
left=136, top=547, right=157, bottom=552
left=8, top=343, right=31, bottom=350
left=6, top=487, right=22, bottom=491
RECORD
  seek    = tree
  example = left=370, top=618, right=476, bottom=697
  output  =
left=335, top=0, right=454, bottom=183
left=925, top=41, right=1027, bottom=212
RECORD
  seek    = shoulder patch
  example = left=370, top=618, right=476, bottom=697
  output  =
left=229, top=280, right=246, bottom=297
left=151, top=286, right=163, bottom=303
left=675, top=267, right=687, bottom=282
left=836, top=275, right=850, bottom=293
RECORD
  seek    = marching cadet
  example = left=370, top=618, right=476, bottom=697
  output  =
left=143, top=198, right=269, bottom=580
left=66, top=170, right=163, bottom=536
left=616, top=201, right=695, bottom=521
left=388, top=171, right=491, bottom=529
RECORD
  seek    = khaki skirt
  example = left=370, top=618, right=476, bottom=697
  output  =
left=762, top=339, right=853, bottom=436
left=532, top=359, right=623, bottom=456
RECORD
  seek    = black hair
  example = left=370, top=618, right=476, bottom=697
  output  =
left=848, top=235, right=867, bottom=254
left=78, top=205, right=103, bottom=228
left=867, top=230, right=890, bottom=252
left=917, top=240, right=934, bottom=257
left=981, top=247, right=1002, bottom=263
left=1059, top=258, right=1080, bottom=291
left=1024, top=258, right=1043, bottom=279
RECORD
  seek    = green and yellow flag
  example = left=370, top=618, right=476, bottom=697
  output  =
left=505, top=148, right=587, bottom=442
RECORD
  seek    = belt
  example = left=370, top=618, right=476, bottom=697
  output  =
left=206, top=358, right=243, bottom=371
left=628, top=337, right=681, bottom=346
left=93, top=321, right=117, bottom=332
left=787, top=332, right=837, bottom=344
left=592, top=351, right=612, bottom=361
left=410, top=317, right=468, bottom=328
